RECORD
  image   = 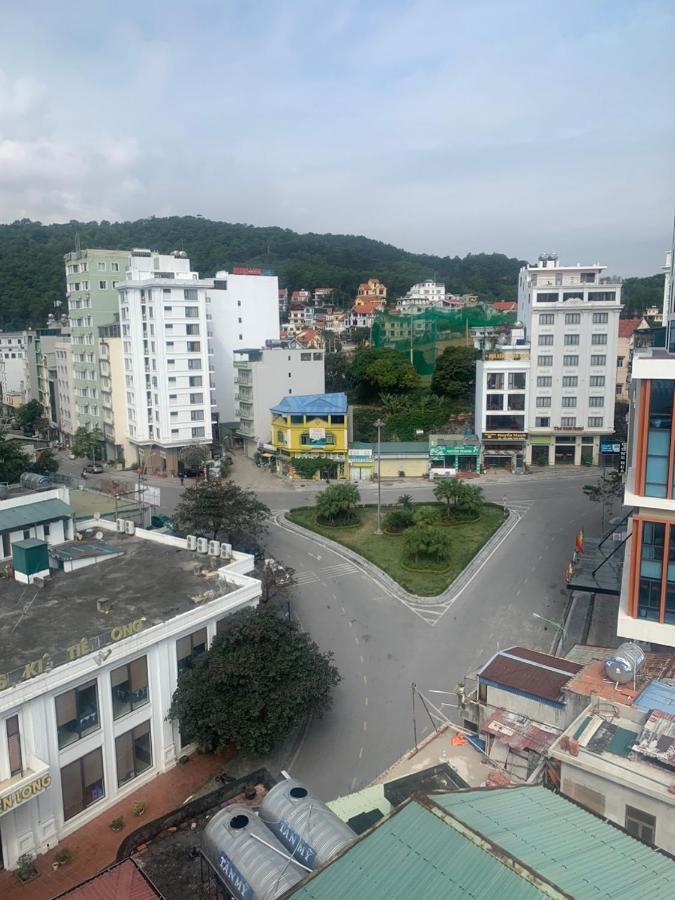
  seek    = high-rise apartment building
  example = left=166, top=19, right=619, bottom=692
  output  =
left=98, top=323, right=135, bottom=465
left=662, top=246, right=674, bottom=352
left=617, top=349, right=675, bottom=648
left=55, top=338, right=76, bottom=444
left=517, top=255, right=621, bottom=466
left=64, top=249, right=129, bottom=460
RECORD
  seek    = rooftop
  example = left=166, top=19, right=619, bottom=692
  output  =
left=477, top=646, right=581, bottom=705
left=564, top=654, right=675, bottom=706
left=271, top=392, right=348, bottom=416
left=0, top=531, right=238, bottom=684
left=349, top=441, right=429, bottom=456
left=618, top=318, right=642, bottom=339
left=0, top=497, right=73, bottom=533
left=634, top=679, right=675, bottom=716
left=54, top=859, right=161, bottom=899
left=481, top=709, right=559, bottom=755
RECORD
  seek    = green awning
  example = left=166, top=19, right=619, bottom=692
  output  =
left=0, top=499, right=74, bottom=533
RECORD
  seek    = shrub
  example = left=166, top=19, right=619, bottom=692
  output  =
left=404, top=524, right=451, bottom=565
left=383, top=508, right=414, bottom=533
left=413, top=505, right=441, bottom=526
left=132, top=801, right=145, bottom=816
left=15, top=852, right=37, bottom=883
left=54, top=848, right=73, bottom=866
left=316, top=483, right=361, bottom=525
left=110, top=817, right=124, bottom=832
left=398, top=494, right=413, bottom=511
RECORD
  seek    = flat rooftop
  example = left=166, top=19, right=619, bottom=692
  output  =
left=565, top=654, right=675, bottom=706
left=0, top=533, right=235, bottom=685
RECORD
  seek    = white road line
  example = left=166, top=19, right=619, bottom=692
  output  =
left=350, top=776, right=357, bottom=790
left=363, top=721, right=367, bottom=732
left=354, top=636, right=359, bottom=644
left=364, top=697, right=369, bottom=707
left=363, top=675, right=367, bottom=685
left=348, top=620, right=353, bottom=628
left=359, top=747, right=364, bottom=759
left=360, top=655, right=364, bottom=664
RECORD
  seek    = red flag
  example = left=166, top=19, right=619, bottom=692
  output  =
left=575, top=529, right=585, bottom=555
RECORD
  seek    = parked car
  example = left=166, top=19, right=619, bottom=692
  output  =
left=84, top=463, right=104, bottom=474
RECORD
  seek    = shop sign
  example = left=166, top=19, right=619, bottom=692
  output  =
left=483, top=432, right=527, bottom=441
left=429, top=445, right=478, bottom=458
left=0, top=773, right=52, bottom=815
left=600, top=441, right=622, bottom=454
left=554, top=426, right=583, bottom=432
left=484, top=352, right=528, bottom=360
left=529, top=435, right=551, bottom=445
left=308, top=427, right=326, bottom=446
left=348, top=449, right=373, bottom=462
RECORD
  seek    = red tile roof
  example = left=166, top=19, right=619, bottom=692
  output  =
left=478, top=646, right=582, bottom=704
left=55, top=860, right=160, bottom=899
left=351, top=300, right=383, bottom=314
left=490, top=302, right=517, bottom=312
left=618, top=318, right=642, bottom=339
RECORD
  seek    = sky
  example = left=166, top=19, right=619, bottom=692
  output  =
left=0, top=0, right=673, bottom=274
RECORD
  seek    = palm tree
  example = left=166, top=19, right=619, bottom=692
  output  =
left=398, top=494, right=413, bottom=511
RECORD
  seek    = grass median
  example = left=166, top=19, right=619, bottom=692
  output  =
left=286, top=503, right=506, bottom=596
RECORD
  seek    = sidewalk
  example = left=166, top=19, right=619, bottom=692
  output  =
left=0, top=751, right=231, bottom=900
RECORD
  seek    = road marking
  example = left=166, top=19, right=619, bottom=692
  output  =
left=359, top=747, right=364, bottom=759
left=363, top=675, right=367, bottom=685
left=364, top=697, right=368, bottom=707
left=348, top=620, right=353, bottom=628
left=350, top=776, right=357, bottom=790
left=363, top=721, right=367, bottom=732
left=360, top=655, right=364, bottom=664
left=354, top=636, right=359, bottom=644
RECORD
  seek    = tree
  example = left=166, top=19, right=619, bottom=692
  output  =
left=71, top=426, right=104, bottom=464
left=315, top=482, right=360, bottom=525
left=172, top=479, right=270, bottom=542
left=404, top=523, right=451, bottom=564
left=457, top=483, right=482, bottom=516
left=15, top=400, right=44, bottom=433
left=179, top=445, right=211, bottom=471
left=398, top=494, right=413, bottom=511
left=168, top=607, right=340, bottom=755
left=293, top=456, right=337, bottom=480
left=325, top=350, right=348, bottom=393
left=431, top=346, right=476, bottom=402
left=383, top=508, right=414, bottom=533
left=433, top=477, right=464, bottom=516
left=0, top=432, right=31, bottom=484
left=413, top=505, right=441, bottom=526
left=31, top=448, right=59, bottom=475
left=346, top=348, right=419, bottom=403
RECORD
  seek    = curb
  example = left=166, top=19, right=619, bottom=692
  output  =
left=275, top=505, right=521, bottom=608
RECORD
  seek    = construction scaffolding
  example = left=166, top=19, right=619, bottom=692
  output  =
left=371, top=305, right=517, bottom=374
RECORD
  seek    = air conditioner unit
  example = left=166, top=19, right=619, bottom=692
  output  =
left=124, top=520, right=135, bottom=535
left=196, top=537, right=208, bottom=554
left=186, top=535, right=198, bottom=551
left=116, top=518, right=125, bottom=532
left=208, top=540, right=220, bottom=556
left=220, top=542, right=232, bottom=559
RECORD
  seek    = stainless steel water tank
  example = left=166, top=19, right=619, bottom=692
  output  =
left=202, top=803, right=305, bottom=899
left=20, top=472, right=52, bottom=490
left=604, top=642, right=646, bottom=684
left=260, top=779, right=354, bottom=869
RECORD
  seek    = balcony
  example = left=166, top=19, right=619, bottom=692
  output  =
left=0, top=755, right=51, bottom=815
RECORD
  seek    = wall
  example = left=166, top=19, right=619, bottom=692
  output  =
left=0, top=333, right=27, bottom=397
left=483, top=684, right=571, bottom=730
left=105, top=336, right=134, bottom=464
left=379, top=457, right=428, bottom=478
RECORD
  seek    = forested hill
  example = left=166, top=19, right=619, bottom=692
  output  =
left=0, top=217, right=524, bottom=330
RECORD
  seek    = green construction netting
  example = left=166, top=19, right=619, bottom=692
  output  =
left=371, top=306, right=517, bottom=374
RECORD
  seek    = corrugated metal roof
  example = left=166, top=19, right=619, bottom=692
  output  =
left=288, top=800, right=545, bottom=899
left=435, top=787, right=675, bottom=899
left=477, top=647, right=581, bottom=704
left=271, top=393, right=347, bottom=415
left=0, top=498, right=74, bottom=532
left=634, top=679, right=675, bottom=715
left=481, top=709, right=559, bottom=754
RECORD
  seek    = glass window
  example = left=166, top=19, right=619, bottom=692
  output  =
left=186, top=324, right=200, bottom=335
left=565, top=313, right=581, bottom=324
left=535, top=416, right=550, bottom=427
left=184, top=289, right=199, bottom=301
left=581, top=272, right=596, bottom=283
left=539, top=314, right=554, bottom=325
left=300, top=432, right=310, bottom=445
left=190, top=393, right=203, bottom=404
left=189, top=375, right=203, bottom=387
left=587, top=291, right=616, bottom=302
left=591, top=333, right=607, bottom=345
left=562, top=291, right=584, bottom=301
left=560, top=417, right=576, bottom=427
left=485, top=415, right=525, bottom=431
left=590, top=355, right=606, bottom=366
left=486, top=394, right=503, bottom=411
left=507, top=394, right=525, bottom=411
left=588, top=417, right=603, bottom=427
left=562, top=376, right=578, bottom=387
left=56, top=681, right=99, bottom=749
left=564, top=334, right=580, bottom=345
left=176, top=629, right=207, bottom=675
left=537, top=376, right=552, bottom=387
left=589, top=375, right=605, bottom=387
left=116, top=721, right=152, bottom=787
left=537, top=355, right=553, bottom=367
left=7, top=715, right=22, bottom=777
left=187, top=341, right=201, bottom=352
left=645, top=380, right=674, bottom=498
left=639, top=522, right=665, bottom=621
left=538, top=334, right=554, bottom=346
left=61, top=748, right=105, bottom=821
left=508, top=372, right=526, bottom=389
left=625, top=806, right=656, bottom=845
left=536, top=292, right=559, bottom=303
left=563, top=355, right=579, bottom=366
left=592, top=312, right=608, bottom=323
left=536, top=396, right=552, bottom=407
left=111, top=657, right=149, bottom=720
left=331, top=415, right=345, bottom=424
left=486, top=373, right=504, bottom=390
left=589, top=396, right=605, bottom=407
left=325, top=432, right=336, bottom=445
left=561, top=397, right=577, bottom=407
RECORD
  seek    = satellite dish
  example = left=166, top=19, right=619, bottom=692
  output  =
left=94, top=511, right=101, bottom=520
left=95, top=531, right=103, bottom=540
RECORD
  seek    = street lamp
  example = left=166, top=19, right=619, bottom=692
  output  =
left=374, top=418, right=385, bottom=534
left=532, top=612, right=567, bottom=642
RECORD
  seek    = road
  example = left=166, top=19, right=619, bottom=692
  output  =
left=57, top=453, right=602, bottom=799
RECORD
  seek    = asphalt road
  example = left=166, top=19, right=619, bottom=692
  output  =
left=56, top=453, right=602, bottom=799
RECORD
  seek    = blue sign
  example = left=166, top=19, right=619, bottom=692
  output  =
left=600, top=442, right=621, bottom=454
left=273, top=819, right=317, bottom=867
left=218, top=853, right=253, bottom=900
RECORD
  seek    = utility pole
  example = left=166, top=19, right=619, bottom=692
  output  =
left=374, top=418, right=385, bottom=534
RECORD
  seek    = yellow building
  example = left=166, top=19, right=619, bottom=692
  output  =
left=271, top=393, right=349, bottom=479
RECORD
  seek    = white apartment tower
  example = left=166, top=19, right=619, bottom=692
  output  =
left=518, top=255, right=621, bottom=466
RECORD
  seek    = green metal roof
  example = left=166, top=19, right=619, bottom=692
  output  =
left=0, top=499, right=74, bottom=533
left=435, top=787, right=675, bottom=899
left=289, top=799, right=545, bottom=899
left=349, top=441, right=429, bottom=456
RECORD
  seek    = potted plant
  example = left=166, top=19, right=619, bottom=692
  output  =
left=54, top=848, right=72, bottom=868
left=132, top=801, right=145, bottom=817
left=110, top=816, right=124, bottom=832
left=15, top=852, right=38, bottom=884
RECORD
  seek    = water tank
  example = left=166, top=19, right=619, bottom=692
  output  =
left=20, top=472, right=52, bottom=490
left=202, top=804, right=305, bottom=899
left=604, top=642, right=646, bottom=685
left=260, top=779, right=354, bottom=869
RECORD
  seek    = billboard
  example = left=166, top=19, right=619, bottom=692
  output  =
left=309, top=427, right=326, bottom=447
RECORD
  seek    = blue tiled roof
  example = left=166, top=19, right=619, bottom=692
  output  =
left=271, top=393, right=348, bottom=415
left=634, top=680, right=675, bottom=715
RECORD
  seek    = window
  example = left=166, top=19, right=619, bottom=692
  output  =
left=98, top=281, right=107, bottom=290
left=538, top=334, right=554, bottom=346
left=617, top=356, right=625, bottom=367
left=589, top=375, right=605, bottom=387
left=564, top=334, right=580, bottom=345
left=591, top=333, right=607, bottom=345
left=561, top=397, right=577, bottom=407
left=508, top=373, right=526, bottom=389
left=562, top=376, right=578, bottom=387
left=625, top=806, right=656, bottom=845
left=300, top=352, right=312, bottom=361
left=536, top=396, right=552, bottom=407
left=300, top=431, right=310, bottom=445
left=563, top=355, right=579, bottom=366
left=97, top=262, right=106, bottom=271
left=186, top=324, right=200, bottom=335
left=164, top=305, right=172, bottom=313
left=589, top=396, right=604, bottom=407
left=539, top=313, right=554, bottom=325
left=61, top=749, right=105, bottom=822
left=325, top=432, right=336, bottom=445
left=111, top=657, right=149, bottom=720
left=192, top=427, right=205, bottom=438
left=485, top=415, right=525, bottom=431
left=587, top=291, right=616, bottom=302
left=56, top=681, right=99, bottom=748
left=7, top=715, right=22, bottom=777
left=276, top=429, right=285, bottom=443
left=177, top=629, right=207, bottom=674
left=187, top=341, right=201, bottom=352
left=536, top=292, right=559, bottom=303
left=560, top=417, right=576, bottom=427
left=184, top=289, right=198, bottom=301
left=486, top=373, right=504, bottom=390
left=111, top=262, right=119, bottom=272
left=189, top=376, right=203, bottom=387
left=190, top=393, right=203, bottom=404
left=486, top=394, right=503, bottom=411
left=190, top=410, right=204, bottom=421
left=592, top=312, right=608, bottom=323
left=644, top=379, right=674, bottom=498
left=588, top=417, right=603, bottom=427
left=565, top=312, right=581, bottom=324
left=535, top=416, right=550, bottom=427
left=115, top=721, right=152, bottom=787
left=537, top=376, right=552, bottom=387
left=590, top=354, right=606, bottom=366
left=538, top=355, right=553, bottom=367
left=507, top=394, right=525, bottom=411
left=188, top=359, right=202, bottom=370
left=638, top=522, right=665, bottom=621
left=185, top=307, right=199, bottom=318
left=580, top=272, right=595, bottom=283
